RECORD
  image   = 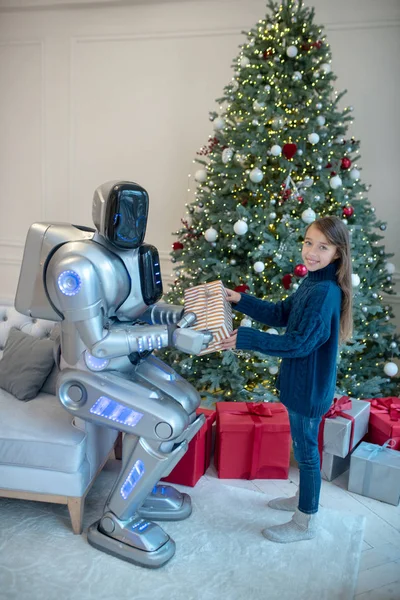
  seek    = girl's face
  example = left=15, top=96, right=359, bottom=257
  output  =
left=301, top=224, right=339, bottom=271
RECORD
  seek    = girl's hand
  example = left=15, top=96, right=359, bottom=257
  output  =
left=225, top=288, right=241, bottom=304
left=220, top=329, right=238, bottom=350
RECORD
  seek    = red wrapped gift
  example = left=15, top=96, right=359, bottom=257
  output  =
left=161, top=407, right=216, bottom=487
left=363, top=397, right=400, bottom=451
left=215, top=402, right=290, bottom=479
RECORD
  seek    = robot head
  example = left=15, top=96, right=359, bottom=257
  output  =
left=92, top=181, right=149, bottom=249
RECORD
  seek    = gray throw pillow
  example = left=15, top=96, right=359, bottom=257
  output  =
left=0, top=328, right=55, bottom=401
left=40, top=325, right=61, bottom=395
left=40, top=363, right=59, bottom=395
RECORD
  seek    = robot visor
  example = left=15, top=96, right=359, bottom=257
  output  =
left=105, top=183, right=149, bottom=249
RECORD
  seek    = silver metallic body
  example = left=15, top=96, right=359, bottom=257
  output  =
left=15, top=181, right=212, bottom=568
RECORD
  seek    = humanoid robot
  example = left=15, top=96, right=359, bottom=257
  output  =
left=15, top=181, right=212, bottom=568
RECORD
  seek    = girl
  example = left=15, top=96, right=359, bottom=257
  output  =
left=220, top=216, right=353, bottom=543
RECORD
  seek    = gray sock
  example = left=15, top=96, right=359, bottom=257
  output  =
left=262, top=508, right=319, bottom=543
left=267, top=490, right=299, bottom=512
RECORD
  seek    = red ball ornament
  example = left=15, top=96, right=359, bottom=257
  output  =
left=294, top=264, right=308, bottom=278
left=325, top=162, right=332, bottom=169
left=297, top=196, right=304, bottom=203
left=341, top=157, right=352, bottom=170
left=282, top=143, right=298, bottom=159
left=234, top=284, right=250, bottom=294
left=342, top=205, right=354, bottom=218
left=282, top=274, right=293, bottom=290
left=172, top=242, right=184, bottom=251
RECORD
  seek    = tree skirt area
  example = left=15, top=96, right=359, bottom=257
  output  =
left=0, top=460, right=365, bottom=600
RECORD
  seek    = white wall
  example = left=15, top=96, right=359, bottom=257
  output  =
left=0, top=0, right=399, bottom=329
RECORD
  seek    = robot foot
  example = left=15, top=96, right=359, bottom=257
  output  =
left=137, top=484, right=192, bottom=521
left=87, top=513, right=175, bottom=568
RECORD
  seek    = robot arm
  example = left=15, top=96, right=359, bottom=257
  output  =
left=47, top=255, right=211, bottom=359
left=141, top=302, right=184, bottom=325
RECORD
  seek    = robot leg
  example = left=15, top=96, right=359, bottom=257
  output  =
left=88, top=433, right=190, bottom=568
left=57, top=367, right=194, bottom=567
left=134, top=355, right=205, bottom=521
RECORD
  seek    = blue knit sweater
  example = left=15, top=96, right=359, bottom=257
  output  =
left=235, top=261, right=342, bottom=417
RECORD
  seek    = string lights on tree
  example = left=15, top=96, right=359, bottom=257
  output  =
left=164, top=0, right=399, bottom=403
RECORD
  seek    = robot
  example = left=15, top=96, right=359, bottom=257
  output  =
left=15, top=181, right=213, bottom=568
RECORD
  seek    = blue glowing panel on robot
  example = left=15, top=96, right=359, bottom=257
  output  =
left=105, top=182, right=149, bottom=249
left=90, top=396, right=143, bottom=427
left=120, top=460, right=145, bottom=500
left=139, top=244, right=163, bottom=305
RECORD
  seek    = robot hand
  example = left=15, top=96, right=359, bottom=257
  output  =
left=170, top=312, right=213, bottom=355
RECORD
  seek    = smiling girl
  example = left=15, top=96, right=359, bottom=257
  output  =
left=221, top=216, right=353, bottom=543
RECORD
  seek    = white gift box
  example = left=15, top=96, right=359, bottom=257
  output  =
left=184, top=280, right=233, bottom=355
left=348, top=441, right=400, bottom=506
left=321, top=451, right=351, bottom=482
left=321, top=397, right=370, bottom=458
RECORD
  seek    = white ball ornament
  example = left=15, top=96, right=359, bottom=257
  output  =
left=266, top=328, right=279, bottom=335
left=383, top=362, right=399, bottom=377
left=302, top=177, right=314, bottom=188
left=253, top=101, right=265, bottom=112
left=269, top=366, right=279, bottom=375
left=240, top=56, right=250, bottom=68
left=241, top=318, right=252, bottom=327
left=286, top=45, right=298, bottom=58
left=233, top=220, right=248, bottom=235
left=292, top=283, right=299, bottom=290
left=195, top=169, right=207, bottom=183
left=330, top=175, right=343, bottom=189
left=385, top=262, right=396, bottom=275
left=320, top=63, right=331, bottom=74
left=350, top=168, right=360, bottom=180
left=213, top=117, right=225, bottom=131
left=293, top=71, right=302, bottom=81
left=351, top=273, right=360, bottom=287
left=249, top=167, right=264, bottom=183
left=253, top=261, right=265, bottom=273
left=222, top=148, right=234, bottom=164
left=302, top=207, right=316, bottom=224
left=271, top=144, right=282, bottom=156
left=204, top=227, right=218, bottom=243
left=316, top=116, right=326, bottom=126
left=308, top=133, right=320, bottom=145
left=231, top=79, right=239, bottom=91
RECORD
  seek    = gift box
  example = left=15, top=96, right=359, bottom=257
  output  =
left=348, top=440, right=400, bottom=506
left=183, top=280, right=232, bottom=355
left=215, top=402, right=290, bottom=479
left=318, top=396, right=370, bottom=458
left=321, top=450, right=351, bottom=482
left=363, top=397, right=400, bottom=451
left=161, top=407, right=216, bottom=487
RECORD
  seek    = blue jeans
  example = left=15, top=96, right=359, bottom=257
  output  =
left=288, top=409, right=322, bottom=515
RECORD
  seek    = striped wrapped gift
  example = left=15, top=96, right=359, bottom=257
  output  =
left=184, top=280, right=233, bottom=355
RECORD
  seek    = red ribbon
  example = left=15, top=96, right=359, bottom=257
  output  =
left=227, top=403, right=286, bottom=479
left=367, top=397, right=400, bottom=422
left=318, top=396, right=355, bottom=466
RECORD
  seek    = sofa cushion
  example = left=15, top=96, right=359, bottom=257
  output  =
left=0, top=328, right=55, bottom=400
left=0, top=387, right=87, bottom=473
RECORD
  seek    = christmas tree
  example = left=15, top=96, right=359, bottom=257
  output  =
left=164, top=0, right=400, bottom=403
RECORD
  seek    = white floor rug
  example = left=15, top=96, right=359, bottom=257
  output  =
left=0, top=460, right=365, bottom=600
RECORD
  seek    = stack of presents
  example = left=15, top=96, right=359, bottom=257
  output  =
left=161, top=281, right=400, bottom=507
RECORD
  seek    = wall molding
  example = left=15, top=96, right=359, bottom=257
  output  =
left=0, top=39, right=46, bottom=220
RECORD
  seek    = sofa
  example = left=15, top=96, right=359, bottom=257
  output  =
left=0, top=304, right=118, bottom=534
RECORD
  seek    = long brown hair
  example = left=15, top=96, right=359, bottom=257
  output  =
left=306, top=216, right=353, bottom=343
